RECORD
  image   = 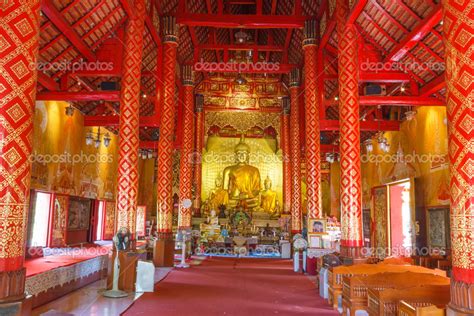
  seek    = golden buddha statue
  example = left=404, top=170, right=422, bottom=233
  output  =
left=260, top=176, right=279, bottom=215
left=223, top=136, right=261, bottom=209
left=207, top=176, right=229, bottom=210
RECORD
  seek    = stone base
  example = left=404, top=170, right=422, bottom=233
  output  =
left=0, top=295, right=32, bottom=316
left=447, top=279, right=474, bottom=315
left=340, top=246, right=367, bottom=265
left=153, top=234, right=175, bottom=267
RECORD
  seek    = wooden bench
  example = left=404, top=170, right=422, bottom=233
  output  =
left=328, top=264, right=446, bottom=309
left=398, top=300, right=445, bottom=316
left=342, top=271, right=449, bottom=316
left=367, top=285, right=450, bottom=316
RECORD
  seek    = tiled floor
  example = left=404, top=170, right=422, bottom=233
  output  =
left=32, top=267, right=172, bottom=316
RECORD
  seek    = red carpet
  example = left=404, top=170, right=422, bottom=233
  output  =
left=123, top=257, right=338, bottom=316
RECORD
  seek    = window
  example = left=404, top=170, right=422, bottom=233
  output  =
left=28, top=192, right=52, bottom=247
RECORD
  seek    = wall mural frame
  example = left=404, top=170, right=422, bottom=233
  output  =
left=49, top=194, right=69, bottom=247
left=136, top=205, right=146, bottom=238
left=426, top=206, right=450, bottom=252
left=67, top=196, right=92, bottom=231
left=103, top=200, right=116, bottom=240
left=371, top=185, right=389, bottom=258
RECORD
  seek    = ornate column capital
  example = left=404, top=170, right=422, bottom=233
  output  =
left=289, top=68, right=301, bottom=87
left=195, top=94, right=204, bottom=112
left=282, top=97, right=291, bottom=115
left=162, top=16, right=179, bottom=43
left=303, top=19, right=318, bottom=46
left=182, top=65, right=194, bottom=86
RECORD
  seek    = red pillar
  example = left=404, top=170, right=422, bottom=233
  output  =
left=157, top=17, right=179, bottom=237
left=115, top=0, right=146, bottom=237
left=444, top=1, right=474, bottom=314
left=336, top=0, right=364, bottom=258
left=289, top=69, right=303, bottom=233
left=193, top=95, right=204, bottom=217
left=0, top=0, right=39, bottom=310
left=178, top=66, right=194, bottom=229
left=281, top=98, right=291, bottom=214
left=303, top=20, right=322, bottom=220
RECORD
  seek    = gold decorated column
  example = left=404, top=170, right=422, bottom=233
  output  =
left=336, top=0, right=364, bottom=259
left=193, top=95, right=204, bottom=217
left=0, top=0, right=39, bottom=311
left=303, top=19, right=322, bottom=220
left=443, top=1, right=474, bottom=314
left=157, top=17, right=179, bottom=238
left=115, top=0, right=146, bottom=238
left=289, top=69, right=302, bottom=233
left=178, top=65, right=194, bottom=229
left=281, top=98, right=291, bottom=214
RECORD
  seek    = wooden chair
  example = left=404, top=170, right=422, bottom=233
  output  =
left=398, top=301, right=445, bottom=316
left=367, top=285, right=450, bottom=316
left=342, top=271, right=449, bottom=316
left=328, top=264, right=446, bottom=309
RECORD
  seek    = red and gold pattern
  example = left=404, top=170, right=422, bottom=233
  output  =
left=303, top=20, right=322, bottom=220
left=115, top=0, right=146, bottom=237
left=281, top=100, right=291, bottom=214
left=289, top=76, right=302, bottom=233
left=178, top=67, right=194, bottom=229
left=103, top=201, right=116, bottom=240
left=337, top=0, right=363, bottom=248
left=444, top=0, right=474, bottom=287
left=193, top=96, right=204, bottom=217
left=157, top=17, right=179, bottom=233
left=0, top=0, right=40, bottom=273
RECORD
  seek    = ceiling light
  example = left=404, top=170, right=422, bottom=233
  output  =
left=85, top=132, right=93, bottom=146
left=65, top=104, right=75, bottom=116
left=103, top=133, right=111, bottom=148
left=334, top=96, right=339, bottom=101
left=234, top=73, right=247, bottom=85
left=364, top=139, right=373, bottom=152
left=235, top=30, right=248, bottom=44
left=405, top=110, right=417, bottom=121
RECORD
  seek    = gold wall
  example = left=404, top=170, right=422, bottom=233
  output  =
left=360, top=106, right=448, bottom=208
left=31, top=101, right=119, bottom=200
left=201, top=136, right=283, bottom=208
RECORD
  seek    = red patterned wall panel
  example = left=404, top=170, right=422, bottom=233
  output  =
left=103, top=201, right=116, bottom=240
left=193, top=100, right=204, bottom=217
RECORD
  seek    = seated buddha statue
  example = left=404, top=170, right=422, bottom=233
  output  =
left=207, top=176, right=229, bottom=210
left=223, top=136, right=261, bottom=209
left=260, top=176, right=279, bottom=216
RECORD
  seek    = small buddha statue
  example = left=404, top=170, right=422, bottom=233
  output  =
left=260, top=176, right=278, bottom=215
left=200, top=210, right=221, bottom=235
left=207, top=176, right=229, bottom=210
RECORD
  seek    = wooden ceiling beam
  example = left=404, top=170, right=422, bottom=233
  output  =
left=41, top=0, right=97, bottom=61
left=384, top=5, right=442, bottom=62
left=176, top=13, right=306, bottom=28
